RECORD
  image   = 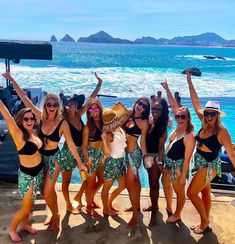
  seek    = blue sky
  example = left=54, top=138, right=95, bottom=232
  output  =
left=1, top=0, right=235, bottom=41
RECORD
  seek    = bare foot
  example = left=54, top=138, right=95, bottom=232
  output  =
left=73, top=198, right=86, bottom=209
left=103, top=209, right=119, bottom=217
left=21, top=225, right=38, bottom=235
left=124, top=206, right=140, bottom=212
left=166, top=215, right=181, bottom=224
left=190, top=223, right=200, bottom=230
left=127, top=217, right=138, bottom=228
left=49, top=214, right=60, bottom=231
left=44, top=216, right=53, bottom=226
left=9, top=231, right=22, bottom=243
left=92, top=200, right=100, bottom=209
left=143, top=205, right=159, bottom=212
left=67, top=206, right=80, bottom=215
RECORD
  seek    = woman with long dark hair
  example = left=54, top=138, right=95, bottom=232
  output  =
left=142, top=98, right=169, bottom=226
left=2, top=72, right=86, bottom=230
left=124, top=97, right=150, bottom=227
left=161, top=79, right=195, bottom=224
left=0, top=101, right=43, bottom=242
left=186, top=71, right=235, bottom=234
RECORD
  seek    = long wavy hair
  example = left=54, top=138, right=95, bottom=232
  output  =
left=15, top=108, right=37, bottom=141
left=151, top=98, right=169, bottom=142
left=177, top=107, right=194, bottom=134
left=86, top=98, right=103, bottom=137
left=202, top=111, right=223, bottom=134
left=132, top=97, right=150, bottom=120
left=42, top=93, right=62, bottom=123
left=63, top=103, right=80, bottom=122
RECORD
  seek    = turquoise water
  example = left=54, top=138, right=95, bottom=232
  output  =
left=0, top=42, right=234, bottom=187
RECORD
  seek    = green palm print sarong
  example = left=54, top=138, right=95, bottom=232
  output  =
left=126, top=145, right=142, bottom=176
left=18, top=167, right=44, bottom=201
left=42, top=150, right=61, bottom=179
left=58, top=142, right=85, bottom=172
left=104, top=156, right=126, bottom=181
left=87, top=146, right=103, bottom=174
left=164, top=155, right=185, bottom=182
left=192, top=151, right=221, bottom=183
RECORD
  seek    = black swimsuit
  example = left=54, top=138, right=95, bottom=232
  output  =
left=88, top=125, right=102, bottom=142
left=125, top=117, right=142, bottom=138
left=18, top=140, right=41, bottom=155
left=196, top=129, right=222, bottom=162
left=68, top=120, right=84, bottom=147
left=167, top=137, right=185, bottom=160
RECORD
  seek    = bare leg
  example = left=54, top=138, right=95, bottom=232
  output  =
left=108, top=175, right=126, bottom=212
left=62, top=171, right=80, bottom=214
left=43, top=162, right=61, bottom=230
left=73, top=181, right=87, bottom=208
left=9, top=186, right=34, bottom=242
left=126, top=165, right=141, bottom=227
left=162, top=170, right=173, bottom=215
left=22, top=211, right=38, bottom=235
left=146, top=164, right=161, bottom=226
left=187, top=167, right=216, bottom=230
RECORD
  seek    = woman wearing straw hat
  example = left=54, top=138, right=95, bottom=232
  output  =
left=101, top=102, right=129, bottom=216
left=185, top=70, right=235, bottom=234
left=59, top=73, right=102, bottom=215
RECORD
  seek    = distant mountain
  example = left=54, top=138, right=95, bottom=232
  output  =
left=50, top=35, right=57, bottom=42
left=77, top=31, right=132, bottom=44
left=55, top=31, right=235, bottom=46
left=60, top=34, right=75, bottom=42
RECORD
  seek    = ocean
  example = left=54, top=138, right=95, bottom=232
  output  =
left=1, top=42, right=235, bottom=186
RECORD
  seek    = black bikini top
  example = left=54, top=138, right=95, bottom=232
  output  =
left=196, top=129, right=222, bottom=153
left=88, top=125, right=102, bottom=142
left=167, top=137, right=185, bottom=160
left=39, top=119, right=64, bottom=144
left=68, top=120, right=84, bottom=147
left=18, top=140, right=42, bottom=155
left=125, top=117, right=142, bottom=138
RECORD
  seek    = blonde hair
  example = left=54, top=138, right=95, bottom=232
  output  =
left=202, top=112, right=223, bottom=134
left=42, top=93, right=62, bottom=122
left=178, top=107, right=194, bottom=134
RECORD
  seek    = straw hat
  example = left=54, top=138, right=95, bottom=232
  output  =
left=201, top=101, right=225, bottom=116
left=102, top=102, right=130, bottom=131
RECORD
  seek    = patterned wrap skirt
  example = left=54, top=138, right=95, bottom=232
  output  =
left=104, top=156, right=126, bottom=181
left=18, top=167, right=44, bottom=201
left=58, top=142, right=85, bottom=172
left=42, top=150, right=61, bottom=179
left=164, top=155, right=185, bottom=182
left=192, top=151, right=221, bottom=183
left=87, top=146, right=103, bottom=174
left=125, top=145, right=142, bottom=176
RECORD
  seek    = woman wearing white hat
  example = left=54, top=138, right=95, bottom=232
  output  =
left=186, top=70, right=235, bottom=234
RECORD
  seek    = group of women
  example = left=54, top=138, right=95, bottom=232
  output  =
left=0, top=70, right=235, bottom=243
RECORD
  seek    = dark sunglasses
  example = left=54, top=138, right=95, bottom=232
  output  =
left=137, top=101, right=148, bottom=110
left=88, top=107, right=100, bottom=113
left=203, top=111, right=217, bottom=118
left=46, top=103, right=59, bottom=108
left=152, top=108, right=162, bottom=112
left=175, top=114, right=187, bottom=120
left=23, top=117, right=35, bottom=122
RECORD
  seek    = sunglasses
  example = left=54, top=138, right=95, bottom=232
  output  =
left=175, top=114, right=187, bottom=120
left=46, top=103, right=59, bottom=108
left=137, top=101, right=148, bottom=110
left=88, top=107, right=100, bottom=113
left=203, top=111, right=217, bottom=117
left=23, top=117, right=35, bottom=122
left=152, top=108, right=162, bottom=112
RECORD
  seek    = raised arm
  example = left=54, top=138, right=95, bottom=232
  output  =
left=185, top=70, right=203, bottom=121
left=61, top=120, right=87, bottom=171
left=160, top=79, right=179, bottom=116
left=79, top=72, right=103, bottom=116
left=0, top=100, right=23, bottom=147
left=2, top=72, right=42, bottom=120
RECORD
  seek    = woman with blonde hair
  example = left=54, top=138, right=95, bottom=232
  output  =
left=0, top=101, right=43, bottom=242
left=161, top=79, right=195, bottom=224
left=2, top=72, right=86, bottom=230
left=185, top=70, right=235, bottom=234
